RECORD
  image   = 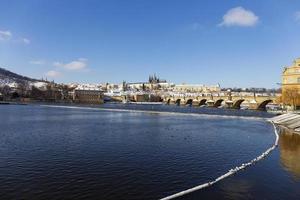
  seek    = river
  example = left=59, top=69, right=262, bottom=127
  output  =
left=0, top=104, right=299, bottom=199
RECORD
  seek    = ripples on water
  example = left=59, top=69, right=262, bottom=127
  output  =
left=0, top=105, right=299, bottom=200
left=177, top=127, right=300, bottom=200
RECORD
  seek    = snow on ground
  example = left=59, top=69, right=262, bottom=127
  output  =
left=74, top=83, right=104, bottom=91
left=0, top=77, right=48, bottom=90
left=31, top=82, right=47, bottom=89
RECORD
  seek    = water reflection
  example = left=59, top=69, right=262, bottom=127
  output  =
left=279, top=128, right=300, bottom=180
left=221, top=179, right=253, bottom=200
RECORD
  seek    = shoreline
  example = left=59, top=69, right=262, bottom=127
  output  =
left=270, top=113, right=300, bottom=135
left=275, top=124, right=300, bottom=136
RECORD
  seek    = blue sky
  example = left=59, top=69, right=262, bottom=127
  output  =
left=1, top=0, right=300, bottom=88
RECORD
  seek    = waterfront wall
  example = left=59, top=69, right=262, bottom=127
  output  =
left=270, top=113, right=300, bottom=133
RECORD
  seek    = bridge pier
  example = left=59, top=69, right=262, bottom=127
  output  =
left=206, top=100, right=215, bottom=107
left=225, top=100, right=233, bottom=108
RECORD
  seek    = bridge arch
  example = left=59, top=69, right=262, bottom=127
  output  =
left=199, top=99, right=207, bottom=106
left=166, top=99, right=171, bottom=105
left=232, top=99, right=245, bottom=109
left=257, top=100, right=272, bottom=111
left=175, top=99, right=181, bottom=106
left=214, top=99, right=224, bottom=107
left=186, top=99, right=193, bottom=106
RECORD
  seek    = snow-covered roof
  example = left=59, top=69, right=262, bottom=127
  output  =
left=32, top=82, right=47, bottom=88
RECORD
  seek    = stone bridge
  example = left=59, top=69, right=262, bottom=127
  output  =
left=162, top=95, right=277, bottom=111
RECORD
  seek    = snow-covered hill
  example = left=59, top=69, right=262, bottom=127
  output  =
left=0, top=67, right=48, bottom=89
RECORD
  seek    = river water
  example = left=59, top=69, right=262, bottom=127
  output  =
left=0, top=104, right=299, bottom=200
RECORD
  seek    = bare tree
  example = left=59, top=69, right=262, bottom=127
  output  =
left=282, top=87, right=300, bottom=110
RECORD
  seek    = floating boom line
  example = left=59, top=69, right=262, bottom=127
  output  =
left=160, top=121, right=279, bottom=200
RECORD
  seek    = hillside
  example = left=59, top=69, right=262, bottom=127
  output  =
left=0, top=67, right=47, bottom=87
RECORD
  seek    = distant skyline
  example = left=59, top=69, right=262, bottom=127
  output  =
left=1, top=0, right=300, bottom=88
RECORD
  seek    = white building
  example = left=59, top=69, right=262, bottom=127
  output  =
left=173, top=83, right=221, bottom=93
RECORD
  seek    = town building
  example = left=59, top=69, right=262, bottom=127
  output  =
left=173, top=83, right=221, bottom=93
left=282, top=58, right=300, bottom=108
left=70, top=84, right=104, bottom=104
left=72, top=89, right=104, bottom=104
left=126, top=74, right=172, bottom=91
left=282, top=58, right=300, bottom=90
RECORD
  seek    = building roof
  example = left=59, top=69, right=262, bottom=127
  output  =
left=127, top=82, right=148, bottom=85
left=295, top=58, right=300, bottom=64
